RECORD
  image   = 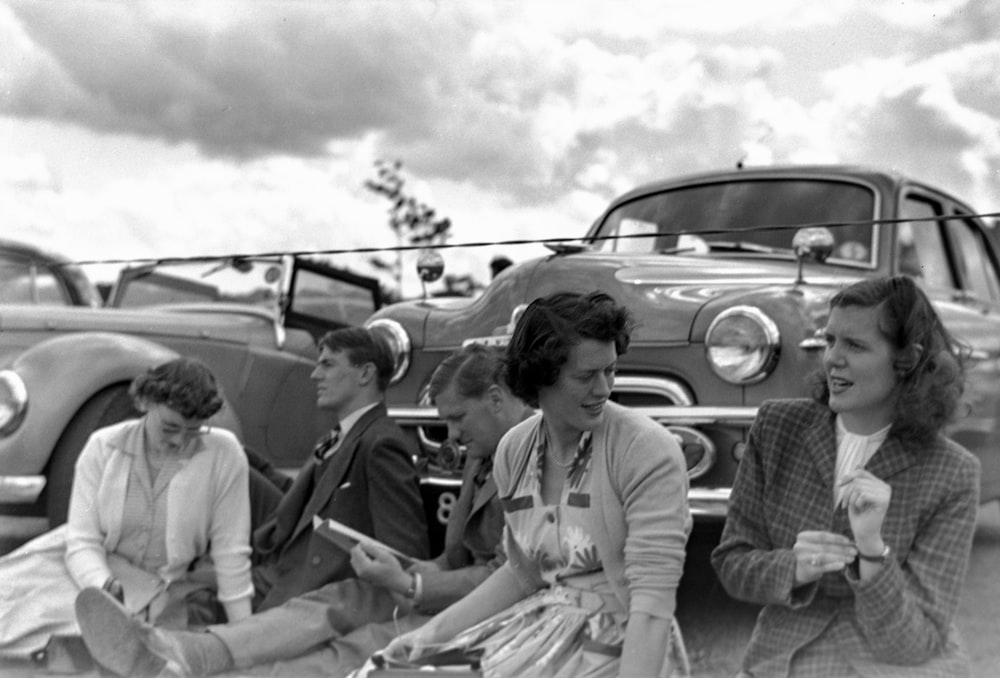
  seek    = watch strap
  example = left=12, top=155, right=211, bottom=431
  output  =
left=857, top=543, right=891, bottom=563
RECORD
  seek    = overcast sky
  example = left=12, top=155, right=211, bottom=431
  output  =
left=2, top=0, right=999, bottom=292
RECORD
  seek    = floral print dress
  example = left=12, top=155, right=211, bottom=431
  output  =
left=444, top=429, right=627, bottom=678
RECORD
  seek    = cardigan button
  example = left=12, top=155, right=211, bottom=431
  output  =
left=546, top=512, right=556, bottom=523
left=311, top=556, right=322, bottom=566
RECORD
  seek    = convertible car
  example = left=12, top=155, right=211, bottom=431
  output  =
left=0, top=246, right=381, bottom=525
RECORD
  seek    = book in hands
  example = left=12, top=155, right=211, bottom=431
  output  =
left=312, top=515, right=416, bottom=568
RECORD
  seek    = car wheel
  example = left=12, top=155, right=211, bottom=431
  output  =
left=42, top=385, right=139, bottom=526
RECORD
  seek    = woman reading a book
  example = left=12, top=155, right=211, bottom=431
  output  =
left=381, top=291, right=692, bottom=678
left=0, top=357, right=252, bottom=661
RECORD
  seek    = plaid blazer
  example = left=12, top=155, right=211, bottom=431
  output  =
left=712, top=399, right=980, bottom=678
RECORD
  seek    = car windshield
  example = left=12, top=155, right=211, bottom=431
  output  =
left=111, top=257, right=285, bottom=309
left=591, top=178, right=878, bottom=267
left=109, top=256, right=380, bottom=329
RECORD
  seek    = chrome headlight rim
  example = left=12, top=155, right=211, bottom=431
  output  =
left=365, top=318, right=412, bottom=385
left=705, top=305, right=780, bottom=385
left=0, top=370, right=29, bottom=437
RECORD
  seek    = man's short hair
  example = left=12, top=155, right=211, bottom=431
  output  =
left=318, top=327, right=394, bottom=392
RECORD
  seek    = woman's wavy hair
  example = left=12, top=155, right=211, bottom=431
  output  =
left=504, top=291, right=634, bottom=408
left=130, top=357, right=224, bottom=420
left=809, top=276, right=967, bottom=444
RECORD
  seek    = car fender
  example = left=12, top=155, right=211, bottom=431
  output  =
left=1, top=332, right=243, bottom=475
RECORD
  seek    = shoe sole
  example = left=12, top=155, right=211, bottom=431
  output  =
left=75, top=587, right=167, bottom=677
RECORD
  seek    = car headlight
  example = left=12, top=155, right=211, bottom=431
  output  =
left=705, top=306, right=780, bottom=384
left=0, top=370, right=29, bottom=437
left=366, top=318, right=411, bottom=385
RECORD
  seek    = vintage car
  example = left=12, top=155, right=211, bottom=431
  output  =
left=367, top=164, right=1000, bottom=521
left=0, top=248, right=382, bottom=525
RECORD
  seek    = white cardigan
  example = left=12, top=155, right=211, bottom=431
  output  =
left=64, top=418, right=253, bottom=612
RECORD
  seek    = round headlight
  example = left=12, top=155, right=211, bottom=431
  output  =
left=705, top=306, right=780, bottom=384
left=365, top=318, right=411, bottom=385
left=0, top=370, right=29, bottom=437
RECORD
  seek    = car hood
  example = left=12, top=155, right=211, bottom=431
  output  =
left=531, top=253, right=854, bottom=342
left=387, top=252, right=855, bottom=347
left=0, top=303, right=275, bottom=345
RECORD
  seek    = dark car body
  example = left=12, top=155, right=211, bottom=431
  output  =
left=367, top=165, right=1000, bottom=520
left=0, top=250, right=382, bottom=524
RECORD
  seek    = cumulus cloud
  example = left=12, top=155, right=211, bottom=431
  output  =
left=3, top=0, right=999, bottom=297
left=0, top=0, right=887, bottom=202
left=820, top=37, right=1000, bottom=211
left=4, top=1, right=482, bottom=155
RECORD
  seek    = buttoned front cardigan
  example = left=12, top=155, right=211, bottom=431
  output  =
left=493, top=401, right=691, bottom=620
left=65, top=419, right=254, bottom=607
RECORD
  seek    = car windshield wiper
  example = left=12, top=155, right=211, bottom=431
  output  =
left=658, top=246, right=698, bottom=255
left=658, top=240, right=787, bottom=255
left=704, top=241, right=787, bottom=254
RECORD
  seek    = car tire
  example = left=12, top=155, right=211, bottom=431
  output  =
left=42, top=385, right=139, bottom=527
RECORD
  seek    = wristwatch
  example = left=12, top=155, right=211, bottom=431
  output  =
left=857, top=543, right=891, bottom=563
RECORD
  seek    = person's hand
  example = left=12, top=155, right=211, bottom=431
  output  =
left=838, top=469, right=891, bottom=551
left=792, top=530, right=857, bottom=585
left=380, top=622, right=444, bottom=664
left=350, top=542, right=411, bottom=594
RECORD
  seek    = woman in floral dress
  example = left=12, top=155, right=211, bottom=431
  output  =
left=383, top=291, right=691, bottom=678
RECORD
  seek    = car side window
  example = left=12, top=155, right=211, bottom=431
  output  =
left=291, top=267, right=379, bottom=327
left=0, top=254, right=70, bottom=305
left=947, top=214, right=1000, bottom=304
left=896, top=196, right=953, bottom=290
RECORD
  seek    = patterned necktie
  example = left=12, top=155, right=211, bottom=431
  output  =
left=312, top=426, right=341, bottom=463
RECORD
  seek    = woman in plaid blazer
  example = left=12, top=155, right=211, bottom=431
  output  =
left=712, top=276, right=980, bottom=677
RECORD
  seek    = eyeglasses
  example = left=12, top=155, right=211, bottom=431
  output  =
left=159, top=422, right=208, bottom=439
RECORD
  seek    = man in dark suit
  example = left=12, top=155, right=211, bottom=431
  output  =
left=251, top=326, right=429, bottom=610
left=77, top=345, right=533, bottom=677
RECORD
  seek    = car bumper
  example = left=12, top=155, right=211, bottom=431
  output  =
left=389, top=404, right=757, bottom=519
left=0, top=476, right=46, bottom=503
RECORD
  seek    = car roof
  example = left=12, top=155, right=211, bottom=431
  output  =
left=0, top=237, right=78, bottom=265
left=610, top=164, right=904, bottom=201
left=0, top=236, right=102, bottom=306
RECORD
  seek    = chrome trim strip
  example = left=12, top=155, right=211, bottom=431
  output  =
left=392, top=405, right=759, bottom=428
left=0, top=476, right=46, bottom=503
left=688, top=487, right=731, bottom=518
left=419, top=477, right=464, bottom=489
left=614, top=376, right=694, bottom=405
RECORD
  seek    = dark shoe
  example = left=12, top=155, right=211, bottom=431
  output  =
left=75, top=587, right=178, bottom=676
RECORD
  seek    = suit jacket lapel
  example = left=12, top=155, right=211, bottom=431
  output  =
left=802, top=407, right=837, bottom=492
left=865, top=435, right=918, bottom=480
left=470, top=474, right=498, bottom=516
left=290, top=404, right=385, bottom=540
